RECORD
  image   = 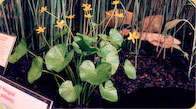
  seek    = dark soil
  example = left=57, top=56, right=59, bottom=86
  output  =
left=0, top=40, right=195, bottom=108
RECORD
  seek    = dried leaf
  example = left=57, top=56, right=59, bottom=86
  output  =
left=141, top=32, right=181, bottom=48
left=162, top=19, right=184, bottom=34
left=119, top=28, right=130, bottom=37
left=139, top=15, right=164, bottom=33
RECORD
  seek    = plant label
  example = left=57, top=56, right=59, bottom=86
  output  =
left=0, top=33, right=16, bottom=68
left=0, top=75, right=53, bottom=109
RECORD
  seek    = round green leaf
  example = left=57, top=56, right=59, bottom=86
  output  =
left=28, top=56, right=43, bottom=84
left=79, top=60, right=96, bottom=84
left=99, top=41, right=118, bottom=58
left=45, top=44, right=74, bottom=72
left=59, top=81, right=82, bottom=103
left=96, top=62, right=112, bottom=83
left=103, top=52, right=119, bottom=75
left=79, top=60, right=111, bottom=85
left=99, top=80, right=118, bottom=102
left=99, top=41, right=119, bottom=75
left=124, top=59, right=137, bottom=79
left=109, top=29, right=123, bottom=49
left=8, top=38, right=28, bottom=64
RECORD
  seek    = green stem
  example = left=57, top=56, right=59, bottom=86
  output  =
left=102, top=5, right=117, bottom=34
left=54, top=76, right=60, bottom=87
left=89, top=85, right=97, bottom=97
left=82, top=82, right=88, bottom=104
left=67, top=65, right=77, bottom=84
left=86, top=85, right=97, bottom=106
left=41, top=33, right=51, bottom=48
left=43, top=70, right=66, bottom=82
left=88, top=17, right=108, bottom=35
left=61, top=29, right=64, bottom=44
left=64, top=68, right=72, bottom=80
left=114, top=15, right=118, bottom=29
left=79, top=53, right=84, bottom=65
left=28, top=50, right=37, bottom=57
left=45, top=11, right=58, bottom=19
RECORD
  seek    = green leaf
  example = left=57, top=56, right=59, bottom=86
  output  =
left=72, top=41, right=82, bottom=54
left=79, top=60, right=111, bottom=85
left=74, top=36, right=98, bottom=54
left=45, top=44, right=74, bottom=72
left=64, top=50, right=74, bottom=67
left=99, top=80, right=118, bottom=102
left=99, top=41, right=118, bottom=58
left=0, top=0, right=5, bottom=5
left=124, top=59, right=137, bottom=79
left=109, top=29, right=123, bottom=49
left=76, top=33, right=97, bottom=46
left=96, top=62, right=112, bottom=82
left=27, top=56, right=43, bottom=84
left=99, top=41, right=119, bottom=75
left=98, top=34, right=109, bottom=41
left=102, top=52, right=119, bottom=75
left=59, top=81, right=82, bottom=103
left=162, top=19, right=184, bottom=34
left=8, top=38, right=28, bottom=64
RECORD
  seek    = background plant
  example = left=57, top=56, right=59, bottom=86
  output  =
left=0, top=0, right=195, bottom=107
left=6, top=1, right=138, bottom=106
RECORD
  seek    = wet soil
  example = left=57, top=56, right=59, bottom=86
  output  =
left=0, top=41, right=195, bottom=108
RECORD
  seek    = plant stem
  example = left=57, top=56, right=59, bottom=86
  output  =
left=45, top=11, right=58, bottom=19
left=61, top=29, right=64, bottom=44
left=188, top=10, right=196, bottom=78
left=102, top=5, right=117, bottom=34
left=86, top=85, right=97, bottom=106
left=54, top=76, right=60, bottom=87
left=42, top=70, right=66, bottom=82
left=28, top=50, right=37, bottom=57
left=82, top=82, right=88, bottom=104
left=67, top=65, right=77, bottom=84
left=41, top=33, right=51, bottom=48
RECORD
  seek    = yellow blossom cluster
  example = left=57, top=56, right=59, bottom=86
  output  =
left=81, top=3, right=93, bottom=19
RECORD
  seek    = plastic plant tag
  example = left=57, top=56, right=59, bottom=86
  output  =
left=0, top=75, right=53, bottom=109
left=0, top=33, right=16, bottom=68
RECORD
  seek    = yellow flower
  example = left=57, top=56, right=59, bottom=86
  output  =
left=36, top=27, right=46, bottom=34
left=111, top=0, right=120, bottom=5
left=81, top=3, right=90, bottom=7
left=66, top=14, right=75, bottom=19
left=40, top=6, right=47, bottom=13
left=85, top=14, right=93, bottom=18
left=55, top=20, right=65, bottom=29
left=83, top=4, right=92, bottom=11
left=105, top=12, right=112, bottom=16
left=127, top=31, right=139, bottom=44
left=114, top=12, right=124, bottom=18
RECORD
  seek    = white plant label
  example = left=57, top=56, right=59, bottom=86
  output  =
left=0, top=33, right=16, bottom=67
left=0, top=76, right=53, bottom=109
